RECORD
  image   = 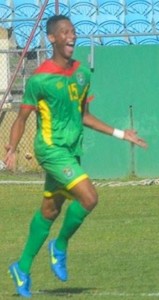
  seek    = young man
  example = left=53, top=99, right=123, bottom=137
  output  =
left=4, top=15, right=147, bottom=298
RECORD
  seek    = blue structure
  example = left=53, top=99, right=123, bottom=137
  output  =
left=13, top=0, right=40, bottom=19
left=71, top=15, right=100, bottom=51
left=0, top=0, right=159, bottom=47
left=71, top=14, right=98, bottom=38
left=125, top=0, right=153, bottom=18
left=12, top=0, right=41, bottom=50
left=97, top=14, right=125, bottom=44
left=153, top=0, right=159, bottom=13
left=13, top=21, right=41, bottom=50
left=0, top=0, right=12, bottom=29
left=101, top=36, right=129, bottom=45
left=125, top=12, right=152, bottom=33
left=130, top=35, right=159, bottom=44
left=41, top=0, right=69, bottom=17
left=153, top=11, right=159, bottom=30
left=70, top=0, right=97, bottom=18
left=97, top=0, right=125, bottom=21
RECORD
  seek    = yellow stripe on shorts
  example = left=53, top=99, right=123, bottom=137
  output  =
left=66, top=174, right=88, bottom=190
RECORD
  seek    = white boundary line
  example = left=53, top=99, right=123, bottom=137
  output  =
left=0, top=178, right=159, bottom=187
left=0, top=180, right=44, bottom=184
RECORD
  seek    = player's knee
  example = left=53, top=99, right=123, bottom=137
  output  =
left=41, top=197, right=62, bottom=220
left=84, top=189, right=98, bottom=211
left=42, top=205, right=60, bottom=220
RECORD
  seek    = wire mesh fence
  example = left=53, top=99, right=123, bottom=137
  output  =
left=0, top=0, right=51, bottom=173
left=0, top=30, right=48, bottom=172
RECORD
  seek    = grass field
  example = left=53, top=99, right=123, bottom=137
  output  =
left=1, top=180, right=159, bottom=300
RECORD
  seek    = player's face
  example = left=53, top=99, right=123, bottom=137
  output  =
left=49, top=20, right=76, bottom=61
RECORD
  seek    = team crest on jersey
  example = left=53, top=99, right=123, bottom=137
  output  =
left=76, top=72, right=85, bottom=86
left=56, top=81, right=64, bottom=89
left=63, top=167, right=74, bottom=178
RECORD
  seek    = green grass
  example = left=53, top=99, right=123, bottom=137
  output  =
left=1, top=183, right=159, bottom=299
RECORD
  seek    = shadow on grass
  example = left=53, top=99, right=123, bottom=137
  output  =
left=37, top=287, right=97, bottom=297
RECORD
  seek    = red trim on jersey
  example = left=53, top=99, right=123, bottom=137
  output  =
left=20, top=104, right=37, bottom=110
left=86, top=95, right=94, bottom=103
left=34, top=59, right=80, bottom=76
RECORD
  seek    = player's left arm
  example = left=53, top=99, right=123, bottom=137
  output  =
left=83, top=103, right=147, bottom=148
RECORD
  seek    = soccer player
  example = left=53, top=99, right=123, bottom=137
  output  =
left=4, top=15, right=147, bottom=298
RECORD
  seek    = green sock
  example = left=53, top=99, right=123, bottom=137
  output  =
left=55, top=200, right=90, bottom=252
left=19, top=210, right=53, bottom=274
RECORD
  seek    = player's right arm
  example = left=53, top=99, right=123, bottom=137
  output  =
left=4, top=107, right=32, bottom=170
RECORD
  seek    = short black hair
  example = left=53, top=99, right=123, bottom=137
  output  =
left=46, top=14, right=71, bottom=35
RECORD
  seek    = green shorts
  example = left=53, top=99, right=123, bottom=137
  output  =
left=36, top=146, right=88, bottom=198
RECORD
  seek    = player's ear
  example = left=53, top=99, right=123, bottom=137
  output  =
left=47, top=34, right=55, bottom=44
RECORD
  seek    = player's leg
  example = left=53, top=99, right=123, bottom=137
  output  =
left=37, top=148, right=98, bottom=282
left=9, top=193, right=65, bottom=297
left=55, top=177, right=97, bottom=250
left=18, top=194, right=66, bottom=273
left=49, top=177, right=98, bottom=281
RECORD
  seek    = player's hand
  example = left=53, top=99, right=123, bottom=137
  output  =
left=4, top=144, right=16, bottom=170
left=124, top=130, right=147, bottom=148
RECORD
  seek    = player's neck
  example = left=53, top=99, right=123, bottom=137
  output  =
left=52, top=55, right=73, bottom=69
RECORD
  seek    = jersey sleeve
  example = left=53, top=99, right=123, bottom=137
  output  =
left=86, top=86, right=94, bottom=103
left=21, top=75, right=41, bottom=110
left=85, top=69, right=94, bottom=103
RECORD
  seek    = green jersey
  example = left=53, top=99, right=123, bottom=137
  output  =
left=21, top=59, right=93, bottom=157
